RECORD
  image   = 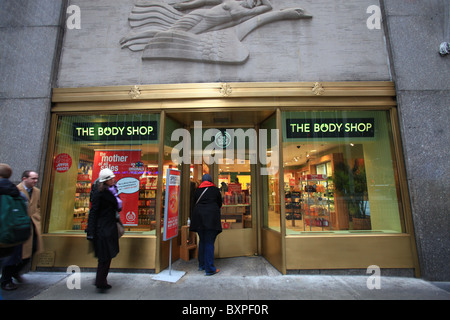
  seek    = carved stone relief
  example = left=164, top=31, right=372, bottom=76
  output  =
left=120, top=0, right=312, bottom=64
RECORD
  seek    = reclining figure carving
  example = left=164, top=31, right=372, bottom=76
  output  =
left=120, top=0, right=312, bottom=64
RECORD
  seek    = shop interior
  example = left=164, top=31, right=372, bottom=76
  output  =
left=190, top=161, right=252, bottom=231
left=280, top=139, right=403, bottom=234
left=281, top=141, right=362, bottom=233
left=48, top=111, right=403, bottom=237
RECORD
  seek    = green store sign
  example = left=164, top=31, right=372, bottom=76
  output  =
left=73, top=121, right=158, bottom=142
left=286, top=118, right=374, bottom=139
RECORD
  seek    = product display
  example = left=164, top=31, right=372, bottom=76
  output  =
left=138, top=170, right=157, bottom=230
left=284, top=172, right=335, bottom=232
left=71, top=162, right=158, bottom=231
left=221, top=205, right=249, bottom=229
left=219, top=176, right=252, bottom=229
left=285, top=191, right=302, bottom=227
left=72, top=160, right=92, bottom=230
left=301, top=174, right=332, bottom=231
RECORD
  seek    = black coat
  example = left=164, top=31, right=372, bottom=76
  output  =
left=0, top=178, right=21, bottom=198
left=190, top=185, right=222, bottom=233
left=86, top=186, right=119, bottom=261
left=0, top=178, right=23, bottom=258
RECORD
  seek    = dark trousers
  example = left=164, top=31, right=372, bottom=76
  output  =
left=95, top=259, right=111, bottom=287
left=1, top=258, right=30, bottom=284
left=197, top=230, right=218, bottom=274
left=1, top=244, right=29, bottom=284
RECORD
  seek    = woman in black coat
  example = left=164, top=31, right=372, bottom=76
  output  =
left=190, top=174, right=222, bottom=276
left=86, top=168, right=121, bottom=290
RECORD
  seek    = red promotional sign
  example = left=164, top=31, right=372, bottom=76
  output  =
left=92, top=150, right=142, bottom=226
left=289, top=178, right=295, bottom=186
left=228, top=183, right=242, bottom=193
left=54, top=153, right=72, bottom=173
left=301, top=174, right=327, bottom=181
left=163, top=169, right=181, bottom=241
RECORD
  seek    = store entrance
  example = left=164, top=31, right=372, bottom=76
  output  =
left=188, top=130, right=258, bottom=258
left=207, top=159, right=257, bottom=258
left=168, top=109, right=276, bottom=259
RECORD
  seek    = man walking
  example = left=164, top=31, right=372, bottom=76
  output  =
left=1, top=170, right=43, bottom=290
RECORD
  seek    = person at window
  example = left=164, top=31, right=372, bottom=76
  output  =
left=1, top=169, right=42, bottom=291
left=86, top=168, right=121, bottom=291
left=191, top=174, right=222, bottom=275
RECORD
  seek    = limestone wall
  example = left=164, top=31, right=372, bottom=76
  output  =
left=57, top=0, right=390, bottom=87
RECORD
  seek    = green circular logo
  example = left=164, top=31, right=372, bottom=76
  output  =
left=215, top=131, right=232, bottom=148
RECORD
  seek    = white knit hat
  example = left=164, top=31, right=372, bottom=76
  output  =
left=99, top=168, right=115, bottom=182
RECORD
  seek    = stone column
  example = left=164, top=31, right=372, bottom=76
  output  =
left=0, top=0, right=66, bottom=183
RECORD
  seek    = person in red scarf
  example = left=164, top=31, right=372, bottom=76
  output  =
left=190, top=174, right=222, bottom=275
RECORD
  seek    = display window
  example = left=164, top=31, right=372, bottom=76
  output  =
left=47, top=113, right=160, bottom=235
left=261, top=113, right=281, bottom=231
left=282, top=110, right=403, bottom=234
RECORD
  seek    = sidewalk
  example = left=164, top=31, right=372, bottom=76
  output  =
left=2, top=256, right=449, bottom=301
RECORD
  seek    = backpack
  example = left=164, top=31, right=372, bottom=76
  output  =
left=0, top=195, right=32, bottom=247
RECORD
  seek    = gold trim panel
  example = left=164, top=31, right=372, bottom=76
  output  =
left=216, top=229, right=257, bottom=258
left=262, top=229, right=283, bottom=273
left=286, top=234, right=415, bottom=270
left=39, top=234, right=156, bottom=270
left=52, top=82, right=396, bottom=107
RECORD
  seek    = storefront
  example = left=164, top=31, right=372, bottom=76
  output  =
left=39, top=81, right=419, bottom=275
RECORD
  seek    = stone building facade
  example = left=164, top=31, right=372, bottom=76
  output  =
left=0, top=0, right=448, bottom=280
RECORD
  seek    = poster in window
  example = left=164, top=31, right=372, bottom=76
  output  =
left=92, top=150, right=143, bottom=226
left=163, top=169, right=181, bottom=241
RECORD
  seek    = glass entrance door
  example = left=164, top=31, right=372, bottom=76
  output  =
left=189, top=131, right=258, bottom=258
left=214, top=160, right=257, bottom=257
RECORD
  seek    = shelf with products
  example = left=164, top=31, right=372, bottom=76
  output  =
left=73, top=190, right=90, bottom=230
left=221, top=204, right=250, bottom=229
left=73, top=160, right=93, bottom=231
left=301, top=174, right=333, bottom=231
left=285, top=191, right=302, bottom=226
left=221, top=182, right=251, bottom=229
left=138, top=171, right=158, bottom=229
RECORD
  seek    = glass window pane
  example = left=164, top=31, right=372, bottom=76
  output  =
left=48, top=113, right=159, bottom=235
left=261, top=114, right=281, bottom=231
left=282, top=110, right=402, bottom=234
left=161, top=115, right=184, bottom=235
